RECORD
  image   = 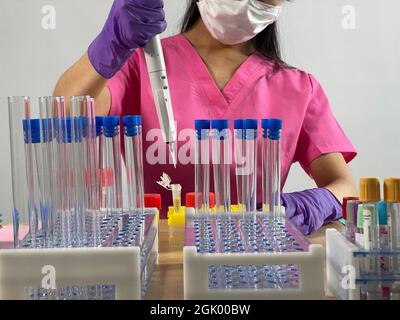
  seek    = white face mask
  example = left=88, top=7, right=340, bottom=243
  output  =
left=197, top=0, right=283, bottom=45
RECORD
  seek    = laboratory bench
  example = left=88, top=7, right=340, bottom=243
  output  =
left=146, top=219, right=344, bottom=300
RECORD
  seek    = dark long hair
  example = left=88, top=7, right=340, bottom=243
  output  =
left=180, top=0, right=284, bottom=63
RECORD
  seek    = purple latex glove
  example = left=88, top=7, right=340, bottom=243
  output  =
left=281, top=188, right=342, bottom=235
left=88, top=0, right=167, bottom=79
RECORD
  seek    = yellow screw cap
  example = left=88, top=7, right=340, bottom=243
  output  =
left=384, top=178, right=400, bottom=203
left=359, top=177, right=381, bottom=203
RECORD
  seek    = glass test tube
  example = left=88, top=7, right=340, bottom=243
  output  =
left=25, top=119, right=44, bottom=247
left=39, top=97, right=66, bottom=246
left=8, top=96, right=33, bottom=248
left=234, top=119, right=257, bottom=213
left=96, top=117, right=105, bottom=211
left=51, top=97, right=68, bottom=247
left=123, top=116, right=144, bottom=211
left=211, top=120, right=231, bottom=213
left=261, top=119, right=282, bottom=217
left=194, top=120, right=210, bottom=214
left=70, top=96, right=98, bottom=246
left=22, top=118, right=42, bottom=247
left=102, top=116, right=123, bottom=216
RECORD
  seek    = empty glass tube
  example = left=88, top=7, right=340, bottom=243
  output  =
left=261, top=119, right=282, bottom=217
left=8, top=96, right=33, bottom=248
left=195, top=120, right=210, bottom=214
left=102, top=116, right=123, bottom=216
left=211, top=120, right=231, bottom=213
left=69, top=96, right=98, bottom=246
left=123, top=115, right=144, bottom=211
left=234, top=119, right=257, bottom=213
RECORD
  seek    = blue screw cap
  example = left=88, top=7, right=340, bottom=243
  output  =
left=195, top=120, right=210, bottom=140
left=96, top=116, right=104, bottom=137
left=211, top=120, right=229, bottom=140
left=262, top=118, right=282, bottom=140
left=23, top=119, right=41, bottom=144
left=234, top=119, right=244, bottom=129
left=211, top=119, right=229, bottom=131
left=41, top=118, right=52, bottom=143
left=102, top=116, right=120, bottom=138
left=123, top=115, right=142, bottom=137
left=243, top=119, right=258, bottom=130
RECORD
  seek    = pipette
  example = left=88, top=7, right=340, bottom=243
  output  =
left=144, top=35, right=177, bottom=167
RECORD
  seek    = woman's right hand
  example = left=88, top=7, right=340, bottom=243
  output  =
left=88, top=0, right=167, bottom=79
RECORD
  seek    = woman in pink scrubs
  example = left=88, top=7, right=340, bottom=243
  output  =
left=54, top=0, right=358, bottom=234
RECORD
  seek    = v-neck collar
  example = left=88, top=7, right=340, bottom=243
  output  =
left=175, top=34, right=276, bottom=108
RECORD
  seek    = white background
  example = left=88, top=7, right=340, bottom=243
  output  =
left=0, top=0, right=399, bottom=223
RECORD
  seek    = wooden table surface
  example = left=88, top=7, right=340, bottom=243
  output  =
left=146, top=220, right=345, bottom=300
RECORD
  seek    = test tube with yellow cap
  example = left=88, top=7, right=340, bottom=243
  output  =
left=359, top=177, right=381, bottom=300
left=384, top=178, right=400, bottom=274
left=359, top=177, right=381, bottom=252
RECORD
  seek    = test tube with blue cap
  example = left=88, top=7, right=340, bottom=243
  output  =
left=234, top=119, right=244, bottom=212
left=211, top=120, right=231, bottom=213
left=234, top=119, right=258, bottom=213
left=123, top=115, right=144, bottom=211
left=39, top=96, right=67, bottom=246
left=8, top=96, right=32, bottom=248
left=102, top=116, right=123, bottom=217
left=195, top=120, right=211, bottom=214
left=262, top=119, right=282, bottom=217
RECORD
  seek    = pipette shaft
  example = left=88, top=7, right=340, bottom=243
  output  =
left=144, top=35, right=177, bottom=168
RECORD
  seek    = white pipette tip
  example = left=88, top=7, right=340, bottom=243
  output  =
left=168, top=142, right=177, bottom=168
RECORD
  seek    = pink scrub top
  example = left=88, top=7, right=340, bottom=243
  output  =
left=108, top=34, right=357, bottom=217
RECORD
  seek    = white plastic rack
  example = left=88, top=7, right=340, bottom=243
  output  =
left=184, top=208, right=324, bottom=299
left=326, top=228, right=400, bottom=300
left=0, top=208, right=158, bottom=300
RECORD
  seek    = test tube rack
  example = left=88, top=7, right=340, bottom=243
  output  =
left=0, top=208, right=158, bottom=300
left=184, top=208, right=324, bottom=299
left=326, top=228, right=400, bottom=300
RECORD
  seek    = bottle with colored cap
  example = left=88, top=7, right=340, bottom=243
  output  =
left=359, top=177, right=381, bottom=300
left=211, top=120, right=231, bottom=213
left=102, top=116, right=123, bottom=218
left=384, top=177, right=400, bottom=295
left=261, top=119, right=282, bottom=217
left=384, top=178, right=400, bottom=251
left=234, top=119, right=258, bottom=212
left=194, top=120, right=211, bottom=214
left=123, top=115, right=144, bottom=211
